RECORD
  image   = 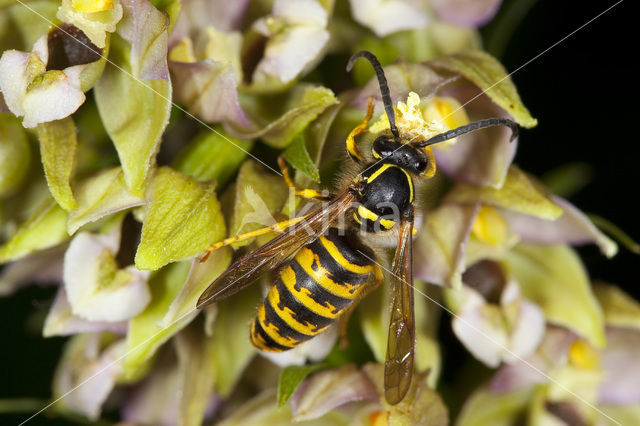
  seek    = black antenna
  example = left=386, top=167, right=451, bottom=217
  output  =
left=415, top=118, right=519, bottom=148
left=347, top=51, right=399, bottom=138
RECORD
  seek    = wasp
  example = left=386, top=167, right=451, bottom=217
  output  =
left=197, top=51, right=518, bottom=404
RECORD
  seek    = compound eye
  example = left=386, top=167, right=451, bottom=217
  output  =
left=416, top=156, right=428, bottom=173
left=372, top=135, right=397, bottom=158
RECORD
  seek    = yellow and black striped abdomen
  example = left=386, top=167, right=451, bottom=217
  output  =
left=250, top=228, right=376, bottom=352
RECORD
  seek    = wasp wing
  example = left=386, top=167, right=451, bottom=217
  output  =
left=384, top=209, right=415, bottom=405
left=197, top=189, right=357, bottom=308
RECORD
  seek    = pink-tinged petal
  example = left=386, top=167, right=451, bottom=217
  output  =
left=502, top=196, right=617, bottom=258
left=0, top=246, right=64, bottom=296
left=21, top=66, right=86, bottom=128
left=434, top=85, right=517, bottom=188
left=118, top=0, right=169, bottom=81
left=169, top=0, right=249, bottom=46
left=169, top=59, right=249, bottom=126
left=504, top=299, right=546, bottom=364
left=453, top=291, right=508, bottom=367
left=253, top=26, right=329, bottom=85
left=261, top=324, right=338, bottom=367
left=54, top=334, right=125, bottom=420
left=415, top=203, right=478, bottom=288
left=43, top=287, right=127, bottom=337
left=432, top=0, right=503, bottom=28
left=598, top=327, right=640, bottom=405
left=491, top=327, right=575, bottom=392
left=290, top=364, right=379, bottom=422
left=64, top=230, right=151, bottom=322
left=349, top=0, right=429, bottom=37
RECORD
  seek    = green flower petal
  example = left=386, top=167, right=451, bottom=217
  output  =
left=123, top=260, right=193, bottom=380
left=173, top=127, right=253, bottom=188
left=447, top=166, right=563, bottom=219
left=232, top=84, right=338, bottom=148
left=0, top=115, right=30, bottom=198
left=429, top=49, right=537, bottom=128
left=37, top=117, right=78, bottom=211
left=94, top=35, right=171, bottom=195
left=229, top=160, right=288, bottom=248
left=67, top=166, right=145, bottom=234
left=0, top=198, right=68, bottom=262
left=283, top=133, right=320, bottom=183
left=211, top=283, right=262, bottom=396
left=594, top=283, right=640, bottom=330
left=56, top=0, right=123, bottom=49
left=135, top=167, right=225, bottom=270
left=504, top=244, right=606, bottom=347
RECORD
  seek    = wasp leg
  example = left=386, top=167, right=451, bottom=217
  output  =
left=199, top=216, right=308, bottom=262
left=339, top=264, right=384, bottom=349
left=278, top=156, right=334, bottom=201
left=345, top=96, right=375, bottom=164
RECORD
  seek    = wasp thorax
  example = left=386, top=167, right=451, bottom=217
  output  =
left=372, top=134, right=429, bottom=175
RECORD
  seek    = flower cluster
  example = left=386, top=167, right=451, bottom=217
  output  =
left=0, top=1, right=637, bottom=425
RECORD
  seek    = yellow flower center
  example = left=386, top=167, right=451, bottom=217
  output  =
left=568, top=340, right=600, bottom=370
left=72, top=0, right=114, bottom=13
left=422, top=96, right=470, bottom=149
left=369, top=410, right=389, bottom=426
left=471, top=205, right=508, bottom=246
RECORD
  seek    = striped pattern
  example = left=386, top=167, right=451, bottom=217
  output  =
left=250, top=229, right=375, bottom=352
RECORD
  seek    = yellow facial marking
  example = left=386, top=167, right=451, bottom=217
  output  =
left=472, top=205, right=508, bottom=246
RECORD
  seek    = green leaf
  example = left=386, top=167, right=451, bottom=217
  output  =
left=358, top=282, right=389, bottom=363
left=0, top=198, right=68, bottom=262
left=447, top=166, right=563, bottom=220
left=135, top=167, right=225, bottom=270
left=173, top=127, right=253, bottom=188
left=429, top=49, right=537, bottom=128
left=504, top=244, right=606, bottom=347
left=0, top=1, right=58, bottom=52
left=94, top=35, right=171, bottom=195
left=123, top=261, right=193, bottom=380
left=278, top=364, right=326, bottom=408
left=0, top=115, right=30, bottom=198
left=594, top=283, right=640, bottom=330
left=67, top=167, right=145, bottom=234
left=211, top=283, right=262, bottom=396
left=229, top=160, right=288, bottom=248
left=37, top=117, right=78, bottom=211
left=233, top=84, right=338, bottom=148
left=283, top=133, right=320, bottom=183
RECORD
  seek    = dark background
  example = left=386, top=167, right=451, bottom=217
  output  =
left=1, top=0, right=636, bottom=424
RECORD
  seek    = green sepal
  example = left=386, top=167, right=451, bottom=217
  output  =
left=429, top=49, right=537, bottom=128
left=283, top=133, right=321, bottom=183
left=37, top=117, right=78, bottom=211
left=67, top=167, right=145, bottom=234
left=173, top=127, right=253, bottom=188
left=94, top=35, right=171, bottom=195
left=504, top=244, right=606, bottom=347
left=0, top=115, right=31, bottom=198
left=135, top=167, right=225, bottom=271
left=229, top=160, right=288, bottom=248
left=233, top=84, right=338, bottom=148
left=447, top=166, right=563, bottom=220
left=122, top=261, right=193, bottom=381
left=0, top=198, right=68, bottom=262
